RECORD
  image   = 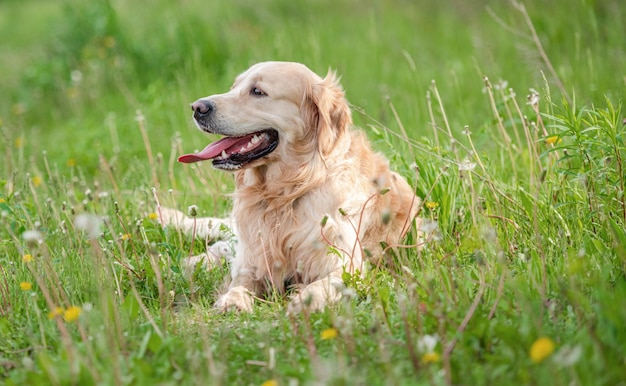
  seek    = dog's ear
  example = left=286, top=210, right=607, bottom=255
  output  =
left=301, top=70, right=352, bottom=157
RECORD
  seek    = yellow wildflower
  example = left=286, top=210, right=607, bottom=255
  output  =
left=63, top=306, right=82, bottom=322
left=67, top=158, right=76, bottom=167
left=22, top=254, right=33, bottom=263
left=48, top=307, right=64, bottom=320
left=530, top=337, right=555, bottom=363
left=20, top=282, right=33, bottom=291
left=261, top=380, right=278, bottom=386
left=12, top=103, right=25, bottom=116
left=32, top=176, right=42, bottom=187
left=320, top=327, right=339, bottom=340
left=0, top=198, right=5, bottom=203
left=67, top=87, right=79, bottom=99
left=425, top=201, right=439, bottom=210
left=148, top=212, right=158, bottom=220
left=421, top=352, right=440, bottom=364
left=14, top=137, right=23, bottom=148
left=103, top=36, right=116, bottom=48
left=545, top=135, right=562, bottom=145
left=121, top=233, right=131, bottom=241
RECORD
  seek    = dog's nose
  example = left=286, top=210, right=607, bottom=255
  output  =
left=191, top=99, right=215, bottom=117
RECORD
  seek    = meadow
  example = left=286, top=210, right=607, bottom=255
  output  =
left=1, top=0, right=625, bottom=384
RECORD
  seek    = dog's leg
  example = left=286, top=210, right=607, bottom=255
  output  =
left=287, top=218, right=363, bottom=314
left=159, top=207, right=237, bottom=240
left=213, top=242, right=262, bottom=312
left=159, top=207, right=237, bottom=274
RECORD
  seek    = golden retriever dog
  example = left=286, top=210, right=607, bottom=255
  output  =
left=161, top=61, right=419, bottom=313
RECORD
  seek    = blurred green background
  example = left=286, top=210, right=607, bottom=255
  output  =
left=1, top=0, right=624, bottom=176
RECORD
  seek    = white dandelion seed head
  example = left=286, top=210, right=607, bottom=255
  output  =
left=420, top=219, right=439, bottom=234
left=459, top=159, right=477, bottom=172
left=71, top=70, right=83, bottom=84
left=494, top=80, right=508, bottom=90
left=74, top=213, right=102, bottom=239
left=187, top=205, right=198, bottom=217
left=341, top=287, right=357, bottom=300
left=552, top=344, right=582, bottom=367
left=481, top=226, right=497, bottom=242
left=527, top=89, right=540, bottom=106
left=22, top=230, right=43, bottom=242
left=417, top=334, right=439, bottom=353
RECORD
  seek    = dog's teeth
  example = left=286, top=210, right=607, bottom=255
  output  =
left=221, top=150, right=227, bottom=159
left=251, top=135, right=260, bottom=144
left=246, top=141, right=253, bottom=149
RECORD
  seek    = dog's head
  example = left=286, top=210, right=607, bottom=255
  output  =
left=179, top=61, right=352, bottom=170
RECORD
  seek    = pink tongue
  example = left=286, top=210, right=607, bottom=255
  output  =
left=178, top=135, right=253, bottom=164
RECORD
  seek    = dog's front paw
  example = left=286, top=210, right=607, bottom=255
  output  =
left=287, top=279, right=344, bottom=315
left=215, top=286, right=254, bottom=312
left=287, top=290, right=327, bottom=315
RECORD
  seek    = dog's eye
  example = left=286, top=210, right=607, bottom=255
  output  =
left=250, top=87, right=267, bottom=97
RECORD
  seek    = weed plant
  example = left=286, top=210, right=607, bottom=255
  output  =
left=1, top=0, right=625, bottom=385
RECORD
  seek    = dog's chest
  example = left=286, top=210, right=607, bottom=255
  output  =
left=233, top=195, right=332, bottom=278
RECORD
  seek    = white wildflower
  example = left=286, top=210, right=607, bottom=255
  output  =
left=187, top=205, right=198, bottom=217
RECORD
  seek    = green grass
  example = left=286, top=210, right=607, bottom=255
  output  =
left=1, top=0, right=625, bottom=384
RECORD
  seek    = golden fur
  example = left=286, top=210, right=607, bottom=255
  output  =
left=161, top=62, right=419, bottom=313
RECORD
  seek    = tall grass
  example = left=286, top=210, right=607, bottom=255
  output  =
left=1, top=0, right=625, bottom=384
